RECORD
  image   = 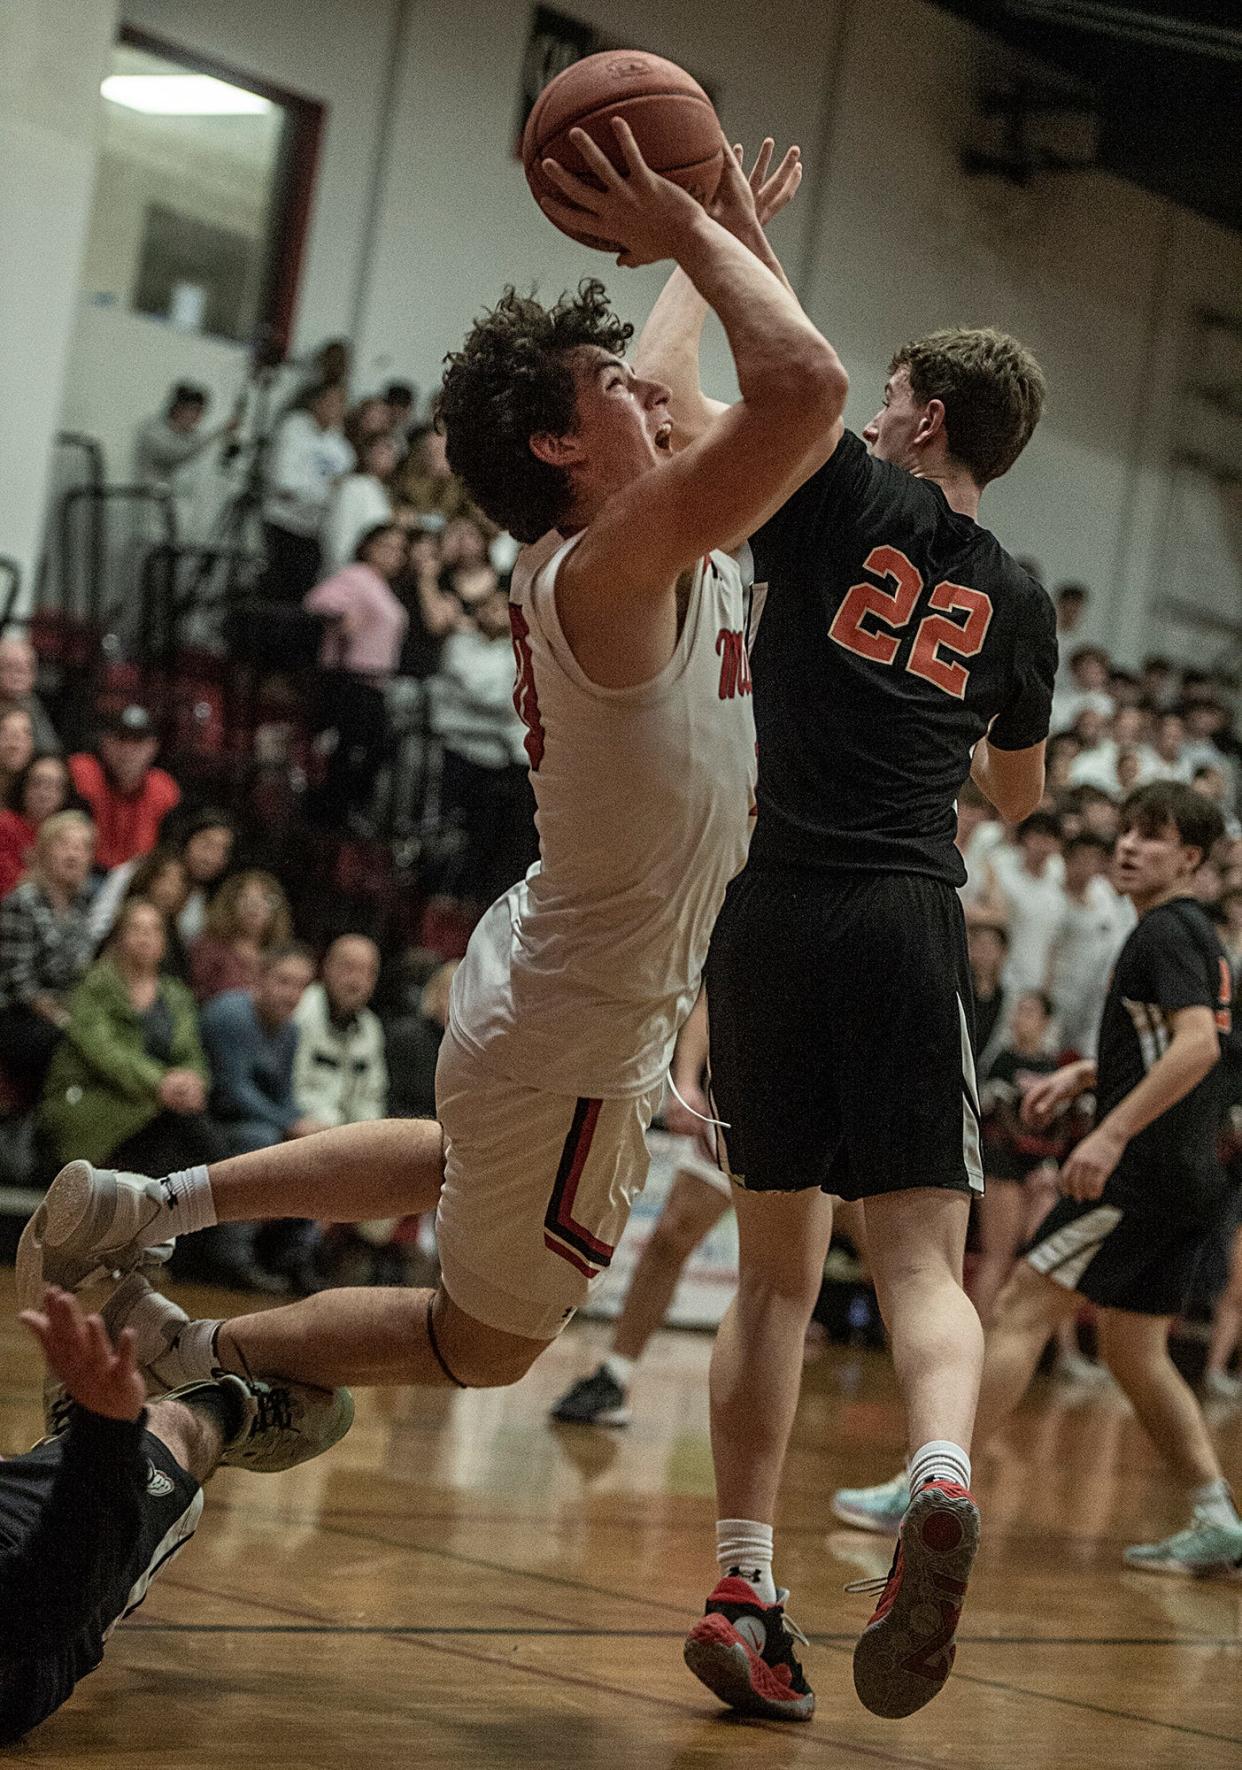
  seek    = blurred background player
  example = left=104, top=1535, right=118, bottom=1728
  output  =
left=832, top=785, right=1241, bottom=1578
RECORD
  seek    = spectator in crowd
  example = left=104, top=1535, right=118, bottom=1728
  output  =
left=170, top=809, right=235, bottom=944
left=68, top=707, right=180, bottom=874
left=432, top=584, right=538, bottom=910
left=39, top=898, right=218, bottom=1177
left=320, top=433, right=399, bottom=574
left=0, top=755, right=74, bottom=900
left=0, top=709, right=36, bottom=805
left=344, top=397, right=394, bottom=455
left=198, top=945, right=322, bottom=1292
left=973, top=990, right=1071, bottom=1323
left=1141, top=655, right=1178, bottom=712
left=1182, top=696, right=1236, bottom=780
left=1150, top=711, right=1192, bottom=782
left=294, top=935, right=393, bottom=1281
left=1045, top=732, right=1080, bottom=793
left=114, top=849, right=192, bottom=980
left=382, top=381, right=415, bottom=439
left=262, top=382, right=354, bottom=601
left=399, top=526, right=460, bottom=679
left=293, top=935, right=387, bottom=1129
left=1074, top=782, right=1123, bottom=843
left=438, top=515, right=499, bottom=611
left=1192, top=764, right=1241, bottom=838
left=979, top=811, right=1066, bottom=994
left=394, top=425, right=472, bottom=531
left=1108, top=667, right=1142, bottom=708
left=1053, top=580, right=1088, bottom=650
left=385, top=958, right=457, bottom=1119
left=305, top=523, right=410, bottom=826
left=0, top=811, right=95, bottom=1085
left=1047, top=832, right=1134, bottom=1054
left=1052, top=644, right=1113, bottom=735
left=0, top=637, right=60, bottom=753
left=134, top=383, right=236, bottom=535
left=1070, top=705, right=1154, bottom=795
left=190, top=870, right=292, bottom=1004
left=968, top=922, right=1011, bottom=1073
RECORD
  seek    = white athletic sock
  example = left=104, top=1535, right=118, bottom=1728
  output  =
left=1191, top=1478, right=1241, bottom=1531
left=716, top=1519, right=777, bottom=1605
left=908, top=1440, right=972, bottom=1494
left=602, top=1352, right=636, bottom=1390
left=152, top=1166, right=217, bottom=1239
left=154, top=1318, right=226, bottom=1388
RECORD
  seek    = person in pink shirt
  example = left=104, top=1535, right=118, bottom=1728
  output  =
left=304, top=524, right=409, bottom=827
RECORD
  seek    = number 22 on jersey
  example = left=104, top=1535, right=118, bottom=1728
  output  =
left=828, top=543, right=993, bottom=699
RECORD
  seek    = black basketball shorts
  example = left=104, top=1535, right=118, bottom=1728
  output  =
left=1025, top=1194, right=1214, bottom=1318
left=705, top=864, right=984, bottom=1202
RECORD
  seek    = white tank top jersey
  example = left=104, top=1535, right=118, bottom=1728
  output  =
left=448, top=528, right=758, bottom=1099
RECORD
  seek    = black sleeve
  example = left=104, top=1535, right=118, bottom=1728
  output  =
left=989, top=583, right=1058, bottom=751
left=749, top=429, right=874, bottom=584
left=1127, top=914, right=1220, bottom=1018
left=0, top=1410, right=147, bottom=1653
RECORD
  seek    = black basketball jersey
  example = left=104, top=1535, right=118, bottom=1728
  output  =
left=748, top=429, right=1057, bottom=883
left=1095, top=896, right=1234, bottom=1220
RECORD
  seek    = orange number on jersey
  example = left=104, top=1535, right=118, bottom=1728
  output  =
left=908, top=581, right=995, bottom=700
left=828, top=545, right=922, bottom=665
left=509, top=604, right=545, bottom=770
left=828, top=548, right=994, bottom=699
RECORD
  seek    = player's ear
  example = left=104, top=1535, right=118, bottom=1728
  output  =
left=914, top=398, right=947, bottom=447
left=529, top=430, right=583, bottom=467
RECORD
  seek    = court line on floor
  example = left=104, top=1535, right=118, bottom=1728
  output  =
left=819, top=1640, right=1242, bottom=1747
left=123, top=1622, right=1242, bottom=1648
left=385, top=1631, right=949, bottom=1770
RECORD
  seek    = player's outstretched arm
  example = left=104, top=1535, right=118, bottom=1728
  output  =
left=634, top=141, right=802, bottom=451
left=542, top=122, right=845, bottom=600
left=20, top=1286, right=146, bottom=1422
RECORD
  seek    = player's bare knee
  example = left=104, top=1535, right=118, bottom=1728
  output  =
left=429, top=1289, right=548, bottom=1388
left=994, top=1260, right=1066, bottom=1331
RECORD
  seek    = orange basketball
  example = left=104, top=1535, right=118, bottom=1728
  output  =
left=522, top=50, right=724, bottom=252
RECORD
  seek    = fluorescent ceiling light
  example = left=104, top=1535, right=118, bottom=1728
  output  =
left=101, top=74, right=272, bottom=116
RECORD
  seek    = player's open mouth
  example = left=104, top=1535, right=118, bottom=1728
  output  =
left=654, top=422, right=673, bottom=452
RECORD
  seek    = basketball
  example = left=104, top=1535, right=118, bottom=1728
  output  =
left=522, top=50, right=724, bottom=251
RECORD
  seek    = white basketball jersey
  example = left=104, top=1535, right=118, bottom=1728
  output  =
left=449, top=529, right=757, bottom=1098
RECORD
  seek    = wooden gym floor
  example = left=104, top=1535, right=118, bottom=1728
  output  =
left=2, top=1267, right=1240, bottom=1770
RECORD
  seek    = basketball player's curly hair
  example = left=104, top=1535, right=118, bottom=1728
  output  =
left=437, top=280, right=634, bottom=545
left=890, top=327, right=1046, bottom=486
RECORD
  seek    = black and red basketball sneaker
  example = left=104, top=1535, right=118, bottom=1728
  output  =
left=850, top=1478, right=979, bottom=1719
left=683, top=1576, right=815, bottom=1721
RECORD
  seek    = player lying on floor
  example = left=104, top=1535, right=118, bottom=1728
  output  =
left=0, top=1286, right=351, bottom=1746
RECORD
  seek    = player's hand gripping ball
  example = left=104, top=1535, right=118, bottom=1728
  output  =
left=523, top=50, right=724, bottom=250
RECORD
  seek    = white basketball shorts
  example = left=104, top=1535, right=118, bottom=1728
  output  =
left=435, top=1026, right=664, bottom=1340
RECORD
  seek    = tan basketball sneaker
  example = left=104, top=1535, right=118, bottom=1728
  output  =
left=17, top=1161, right=171, bottom=1309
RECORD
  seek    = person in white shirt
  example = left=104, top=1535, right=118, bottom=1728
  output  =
left=320, top=434, right=397, bottom=574
left=1070, top=705, right=1159, bottom=795
left=261, top=384, right=354, bottom=600
left=134, top=384, right=237, bottom=542
left=431, top=584, right=537, bottom=909
left=980, top=811, right=1067, bottom=994
left=1148, top=711, right=1193, bottom=783
left=1050, top=643, right=1114, bottom=735
left=293, top=937, right=387, bottom=1129
left=1046, top=832, right=1135, bottom=1053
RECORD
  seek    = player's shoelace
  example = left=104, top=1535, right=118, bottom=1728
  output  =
left=251, top=1386, right=296, bottom=1436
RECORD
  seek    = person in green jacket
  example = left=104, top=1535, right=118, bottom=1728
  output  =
left=41, top=898, right=224, bottom=1175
